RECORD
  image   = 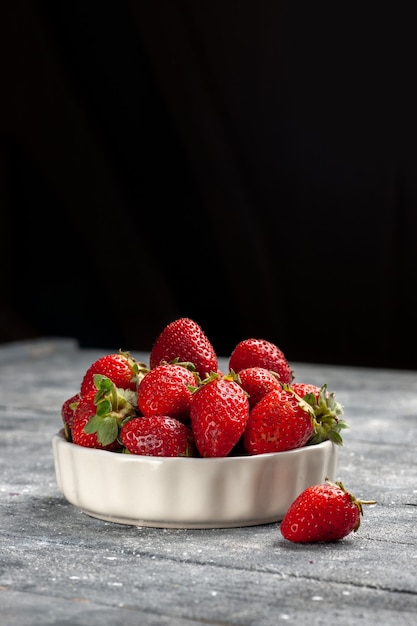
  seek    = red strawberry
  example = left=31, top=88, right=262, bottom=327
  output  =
left=149, top=317, right=218, bottom=379
left=291, top=382, right=322, bottom=399
left=80, top=350, right=148, bottom=396
left=280, top=479, right=376, bottom=543
left=190, top=373, right=250, bottom=457
left=61, top=392, right=81, bottom=433
left=137, top=363, right=198, bottom=422
left=120, top=415, right=195, bottom=457
left=72, top=375, right=137, bottom=448
left=71, top=393, right=122, bottom=451
left=243, top=386, right=314, bottom=454
left=229, top=338, right=293, bottom=384
left=237, top=367, right=281, bottom=408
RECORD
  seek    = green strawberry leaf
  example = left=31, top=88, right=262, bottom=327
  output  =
left=84, top=413, right=103, bottom=435
left=96, top=399, right=112, bottom=417
left=84, top=413, right=119, bottom=446
left=93, top=374, right=113, bottom=392
left=97, top=416, right=119, bottom=446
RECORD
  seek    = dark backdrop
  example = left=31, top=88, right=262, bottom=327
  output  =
left=1, top=2, right=416, bottom=369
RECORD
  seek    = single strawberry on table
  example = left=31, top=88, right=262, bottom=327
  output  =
left=190, top=372, right=250, bottom=457
left=120, top=415, right=195, bottom=457
left=229, top=338, right=293, bottom=384
left=137, top=362, right=199, bottom=423
left=280, top=479, right=376, bottom=543
left=149, top=317, right=218, bottom=379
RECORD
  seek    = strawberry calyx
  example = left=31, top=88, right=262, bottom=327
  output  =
left=188, top=370, right=242, bottom=394
left=83, top=374, right=138, bottom=446
left=188, top=371, right=220, bottom=393
left=119, top=349, right=149, bottom=386
left=284, top=383, right=349, bottom=446
left=167, top=358, right=202, bottom=386
left=165, top=357, right=198, bottom=372
left=324, top=478, right=377, bottom=531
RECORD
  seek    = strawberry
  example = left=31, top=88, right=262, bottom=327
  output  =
left=190, top=373, right=250, bottom=457
left=289, top=382, right=348, bottom=445
left=137, top=362, right=199, bottom=423
left=61, top=392, right=81, bottom=435
left=149, top=317, right=218, bottom=379
left=280, top=479, right=376, bottom=543
left=80, top=350, right=148, bottom=396
left=120, top=415, right=195, bottom=457
left=237, top=367, right=281, bottom=409
left=243, top=386, right=314, bottom=454
left=291, top=382, right=322, bottom=399
left=71, top=393, right=122, bottom=451
left=229, top=338, right=293, bottom=384
left=72, top=374, right=137, bottom=448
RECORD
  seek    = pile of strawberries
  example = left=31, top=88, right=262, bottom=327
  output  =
left=61, top=317, right=348, bottom=458
left=60, top=317, right=377, bottom=542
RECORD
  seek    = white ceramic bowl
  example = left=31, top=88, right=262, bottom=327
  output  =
left=52, top=430, right=338, bottom=528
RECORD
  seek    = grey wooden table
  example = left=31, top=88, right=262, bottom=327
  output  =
left=1, top=338, right=416, bottom=625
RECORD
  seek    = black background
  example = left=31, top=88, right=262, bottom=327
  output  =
left=1, top=2, right=416, bottom=369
